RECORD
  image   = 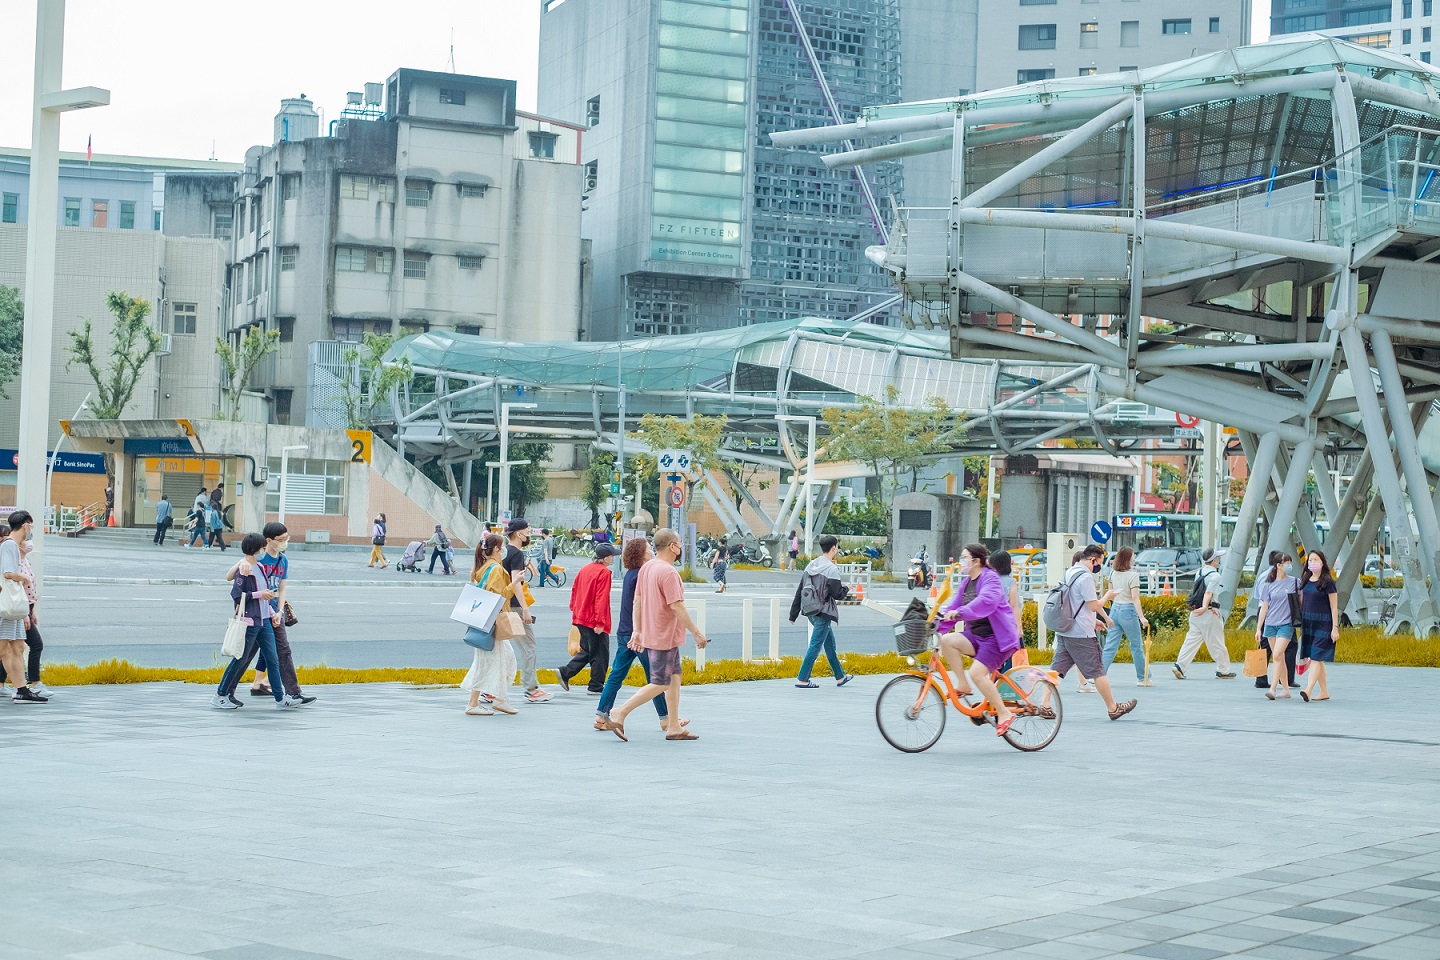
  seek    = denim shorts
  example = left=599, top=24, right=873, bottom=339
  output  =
left=648, top=646, right=682, bottom=685
left=1262, top=624, right=1294, bottom=640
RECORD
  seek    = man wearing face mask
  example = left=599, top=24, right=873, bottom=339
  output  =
left=505, top=519, right=552, bottom=703
left=1051, top=544, right=1137, bottom=721
left=236, top=522, right=316, bottom=705
left=1173, top=547, right=1236, bottom=681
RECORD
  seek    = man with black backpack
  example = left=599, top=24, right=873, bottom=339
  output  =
left=1173, top=547, right=1236, bottom=680
left=1045, top=545, right=1137, bottom=720
left=789, top=535, right=854, bottom=688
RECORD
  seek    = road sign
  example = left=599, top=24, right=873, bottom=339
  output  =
left=346, top=429, right=373, bottom=464
left=667, top=485, right=685, bottom=508
left=657, top=448, right=693, bottom=473
left=1115, top=514, right=1165, bottom=530
left=1174, top=427, right=1202, bottom=439
left=1090, top=520, right=1113, bottom=544
left=1174, top=413, right=1200, bottom=428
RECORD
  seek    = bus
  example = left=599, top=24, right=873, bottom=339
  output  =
left=1113, top=513, right=1391, bottom=571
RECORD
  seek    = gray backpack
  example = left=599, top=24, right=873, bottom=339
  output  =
left=1041, top=568, right=1088, bottom=635
left=799, top=571, right=826, bottom=617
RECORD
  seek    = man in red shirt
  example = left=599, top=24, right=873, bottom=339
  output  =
left=557, top=543, right=618, bottom=695
left=604, top=528, right=708, bottom=741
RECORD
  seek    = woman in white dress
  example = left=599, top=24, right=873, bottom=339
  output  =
left=462, top=533, right=519, bottom=716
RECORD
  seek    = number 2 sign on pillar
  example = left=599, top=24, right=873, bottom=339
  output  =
left=346, top=430, right=373, bottom=464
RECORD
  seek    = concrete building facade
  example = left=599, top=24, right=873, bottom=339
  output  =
left=1270, top=0, right=1434, bottom=62
left=178, top=72, right=585, bottom=427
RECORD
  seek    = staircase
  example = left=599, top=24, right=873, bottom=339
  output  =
left=370, top=438, right=486, bottom=547
left=75, top=525, right=158, bottom=545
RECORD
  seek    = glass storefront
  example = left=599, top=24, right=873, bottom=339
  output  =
left=650, top=0, right=750, bottom=267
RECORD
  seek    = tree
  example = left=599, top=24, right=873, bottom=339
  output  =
left=64, top=291, right=162, bottom=419
left=582, top=451, right=616, bottom=529
left=340, top=332, right=413, bottom=430
left=821, top=386, right=967, bottom=501
left=215, top=326, right=281, bottom=420
left=629, top=413, right=726, bottom=504
left=1154, top=462, right=1188, bottom=511
left=724, top=437, right=773, bottom=513
left=0, top=285, right=21, bottom=398
left=508, top=442, right=552, bottom=518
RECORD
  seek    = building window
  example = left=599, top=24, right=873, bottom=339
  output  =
left=1426, top=26, right=1433, bottom=42
left=456, top=324, right=480, bottom=336
left=1341, top=7, right=1390, bottom=26
left=336, top=246, right=368, bottom=271
left=153, top=210, right=162, bottom=230
left=1424, top=51, right=1433, bottom=62
left=1120, top=20, right=1139, bottom=47
left=1162, top=19, right=1192, bottom=35
left=281, top=174, right=300, bottom=200
left=92, top=200, right=108, bottom=228
left=1080, top=21, right=1098, bottom=48
left=457, top=254, right=485, bottom=269
left=458, top=182, right=489, bottom=198
left=265, top=456, right=347, bottom=515
left=250, top=253, right=264, bottom=297
left=403, top=252, right=428, bottom=279
left=1119, top=65, right=1137, bottom=72
left=377, top=178, right=396, bottom=202
left=1344, top=31, right=1391, bottom=47
left=331, top=319, right=367, bottom=342
left=1405, top=28, right=1414, bottom=43
left=1427, top=0, right=1433, bottom=16
left=2, top=193, right=16, bottom=223
left=171, top=302, right=197, bottom=336
left=212, top=206, right=233, bottom=240
left=1078, top=66, right=1097, bottom=76
left=63, top=198, right=80, bottom=226
left=373, top=249, right=393, bottom=274
left=118, top=201, right=135, bottom=229
left=277, top=316, right=295, bottom=343
left=439, top=87, right=466, bottom=105
left=399, top=320, right=428, bottom=337
left=339, top=174, right=369, bottom=200
left=280, top=247, right=297, bottom=271
left=1018, top=68, right=1056, bottom=82
left=1283, top=14, right=1325, bottom=31
left=1210, top=17, right=1220, bottom=33
left=584, top=159, right=598, bottom=194
left=1404, top=0, right=1413, bottom=16
left=1018, top=23, right=1057, bottom=49
left=405, top=180, right=431, bottom=207
left=528, top=131, right=557, bottom=159
left=586, top=96, right=600, bottom=126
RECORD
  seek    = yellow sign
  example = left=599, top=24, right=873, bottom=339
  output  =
left=1222, top=426, right=1238, bottom=435
left=346, top=430, right=373, bottom=464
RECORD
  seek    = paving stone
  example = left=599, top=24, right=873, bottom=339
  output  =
left=1122, top=943, right=1227, bottom=960
left=1274, top=907, right=1363, bottom=924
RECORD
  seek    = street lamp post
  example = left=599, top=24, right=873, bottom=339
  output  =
left=496, top=401, right=537, bottom=522
left=486, top=459, right=530, bottom=524
left=45, top=393, right=90, bottom=532
left=778, top=414, right=818, bottom=556
left=18, top=0, right=108, bottom=586
left=277, top=445, right=308, bottom=525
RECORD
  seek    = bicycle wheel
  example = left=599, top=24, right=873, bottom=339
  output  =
left=523, top=568, right=534, bottom=585
left=555, top=569, right=568, bottom=587
left=1000, top=677, right=1062, bottom=752
left=875, top=675, right=947, bottom=753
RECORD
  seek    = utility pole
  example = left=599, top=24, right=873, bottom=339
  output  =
left=18, top=0, right=108, bottom=586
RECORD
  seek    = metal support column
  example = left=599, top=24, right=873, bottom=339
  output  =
left=1371, top=328, right=1440, bottom=604
left=1216, top=432, right=1280, bottom=611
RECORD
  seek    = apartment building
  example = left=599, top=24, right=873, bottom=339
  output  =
left=1271, top=0, right=1436, bottom=62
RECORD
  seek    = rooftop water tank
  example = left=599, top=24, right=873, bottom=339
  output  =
left=274, top=95, right=319, bottom=144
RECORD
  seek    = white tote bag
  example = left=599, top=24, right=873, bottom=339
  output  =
left=0, top=579, right=28, bottom=621
left=221, top=603, right=248, bottom=660
left=449, top=582, right=504, bottom=631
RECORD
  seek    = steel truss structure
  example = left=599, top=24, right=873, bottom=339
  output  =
left=774, top=37, right=1440, bottom=635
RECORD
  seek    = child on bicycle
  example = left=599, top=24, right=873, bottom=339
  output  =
left=934, top=543, right=1021, bottom=736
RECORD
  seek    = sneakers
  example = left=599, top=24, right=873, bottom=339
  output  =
left=13, top=686, right=48, bottom=703
left=295, top=695, right=317, bottom=705
left=555, top=670, right=570, bottom=692
left=586, top=689, right=602, bottom=696
left=492, top=701, right=519, bottom=715
left=277, top=695, right=305, bottom=709
left=31, top=682, right=53, bottom=697
left=210, top=694, right=241, bottom=709
left=465, top=704, right=494, bottom=716
left=1215, top=671, right=1237, bottom=679
left=1172, top=664, right=1187, bottom=680
left=525, top=689, right=554, bottom=704
left=1137, top=679, right=1153, bottom=687
left=228, top=694, right=244, bottom=708
left=1109, top=699, right=1138, bottom=720
left=1077, top=681, right=1095, bottom=694
left=477, top=693, right=495, bottom=704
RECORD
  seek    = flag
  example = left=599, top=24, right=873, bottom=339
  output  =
left=86, top=135, right=92, bottom=162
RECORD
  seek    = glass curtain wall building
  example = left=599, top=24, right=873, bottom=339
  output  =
left=539, top=0, right=903, bottom=339
left=1270, top=0, right=1436, bottom=62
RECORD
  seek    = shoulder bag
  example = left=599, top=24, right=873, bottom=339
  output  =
left=1286, top=579, right=1302, bottom=625
left=221, top=602, right=248, bottom=660
left=0, top=577, right=28, bottom=621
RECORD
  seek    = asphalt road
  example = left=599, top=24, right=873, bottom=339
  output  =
left=33, top=535, right=918, bottom=669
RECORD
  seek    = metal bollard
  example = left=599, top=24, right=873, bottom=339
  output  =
left=741, top=598, right=754, bottom=663
left=691, top=598, right=707, bottom=671
left=1034, top=592, right=1049, bottom=651
left=769, top=596, right=782, bottom=662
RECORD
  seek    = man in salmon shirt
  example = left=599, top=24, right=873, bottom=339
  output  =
left=556, top=543, right=618, bottom=695
left=603, top=528, right=708, bottom=742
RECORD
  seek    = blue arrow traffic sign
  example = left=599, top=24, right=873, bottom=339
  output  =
left=1090, top=519, right=1113, bottom=544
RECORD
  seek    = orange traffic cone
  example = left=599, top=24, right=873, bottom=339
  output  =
left=107, top=511, right=116, bottom=527
left=1161, top=580, right=1172, bottom=596
left=928, top=582, right=939, bottom=604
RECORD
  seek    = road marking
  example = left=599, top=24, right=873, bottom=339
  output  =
left=170, top=598, right=207, bottom=603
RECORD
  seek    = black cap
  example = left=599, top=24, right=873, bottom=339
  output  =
left=506, top=518, right=530, bottom=534
left=594, top=543, right=619, bottom=560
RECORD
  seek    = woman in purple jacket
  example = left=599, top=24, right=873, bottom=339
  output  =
left=935, top=543, right=1022, bottom=736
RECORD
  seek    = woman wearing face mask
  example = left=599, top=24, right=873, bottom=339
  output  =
left=1254, top=550, right=1299, bottom=701
left=1297, top=549, right=1339, bottom=702
left=0, top=511, right=47, bottom=702
left=934, top=543, right=1021, bottom=736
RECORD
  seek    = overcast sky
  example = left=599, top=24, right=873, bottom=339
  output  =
left=1, top=1, right=1272, bottom=162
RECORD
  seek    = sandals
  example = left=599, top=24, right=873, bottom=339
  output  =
left=1299, top=690, right=1310, bottom=702
left=837, top=674, right=854, bottom=687
left=604, top=718, right=628, bottom=742
left=795, top=681, right=818, bottom=688
left=1108, top=699, right=1138, bottom=721
left=994, top=715, right=1016, bottom=737
left=665, top=731, right=700, bottom=741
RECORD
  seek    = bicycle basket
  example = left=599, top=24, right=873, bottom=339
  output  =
left=893, top=619, right=932, bottom=656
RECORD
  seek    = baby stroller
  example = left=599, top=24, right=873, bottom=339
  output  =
left=397, top=540, right=427, bottom=573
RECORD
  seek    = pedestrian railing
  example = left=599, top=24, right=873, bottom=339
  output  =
left=836, top=561, right=872, bottom=604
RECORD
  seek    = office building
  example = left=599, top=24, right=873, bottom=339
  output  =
left=1271, top=0, right=1434, bottom=62
left=164, top=72, right=585, bottom=426
left=539, top=0, right=906, bottom=339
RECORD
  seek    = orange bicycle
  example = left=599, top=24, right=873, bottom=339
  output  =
left=876, top=622, right=1064, bottom=753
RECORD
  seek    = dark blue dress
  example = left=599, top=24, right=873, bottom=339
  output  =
left=1299, top=580, right=1337, bottom=663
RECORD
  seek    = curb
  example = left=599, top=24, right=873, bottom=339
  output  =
left=47, top=577, right=464, bottom=587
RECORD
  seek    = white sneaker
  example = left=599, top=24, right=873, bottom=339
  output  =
left=277, top=695, right=305, bottom=709
left=525, top=689, right=554, bottom=704
left=210, top=694, right=240, bottom=710
left=1078, top=682, right=1095, bottom=694
left=1137, top=679, right=1153, bottom=687
left=465, top=705, right=494, bottom=716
